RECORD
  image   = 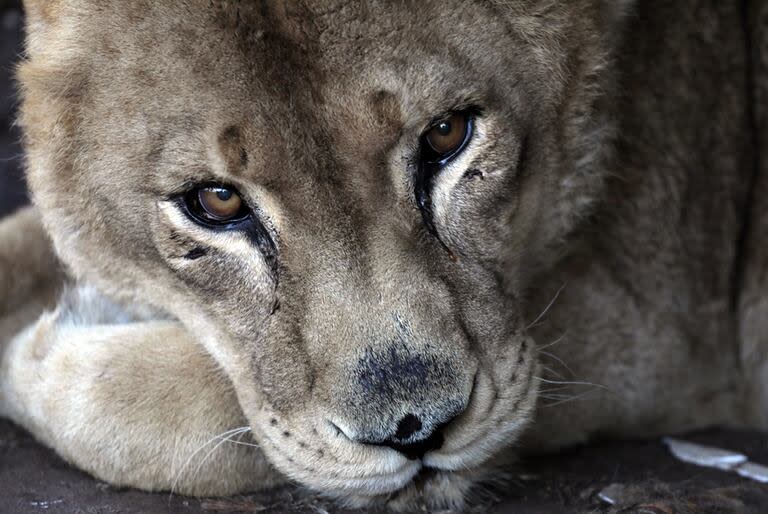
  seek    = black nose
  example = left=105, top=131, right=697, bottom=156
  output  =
left=394, top=413, right=422, bottom=439
left=368, top=413, right=452, bottom=460
left=384, top=431, right=445, bottom=460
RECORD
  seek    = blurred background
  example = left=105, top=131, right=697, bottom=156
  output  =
left=0, top=0, right=27, bottom=218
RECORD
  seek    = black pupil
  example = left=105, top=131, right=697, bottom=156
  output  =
left=436, top=121, right=452, bottom=136
left=215, top=189, right=232, bottom=202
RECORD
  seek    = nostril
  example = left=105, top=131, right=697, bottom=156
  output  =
left=385, top=410, right=462, bottom=459
left=394, top=414, right=422, bottom=440
left=386, top=429, right=445, bottom=460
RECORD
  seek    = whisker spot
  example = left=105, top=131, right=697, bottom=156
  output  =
left=184, top=247, right=208, bottom=260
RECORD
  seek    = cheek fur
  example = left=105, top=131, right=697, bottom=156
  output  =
left=150, top=201, right=277, bottom=334
left=429, top=120, right=525, bottom=257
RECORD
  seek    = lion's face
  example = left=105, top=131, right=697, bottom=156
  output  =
left=20, top=0, right=625, bottom=502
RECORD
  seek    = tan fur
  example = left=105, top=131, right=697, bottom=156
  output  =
left=0, top=0, right=764, bottom=510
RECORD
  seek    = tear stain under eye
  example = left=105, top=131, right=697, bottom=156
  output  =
left=413, top=115, right=479, bottom=263
left=415, top=165, right=459, bottom=262
left=270, top=298, right=281, bottom=315
left=172, top=200, right=280, bottom=281
left=238, top=216, right=281, bottom=281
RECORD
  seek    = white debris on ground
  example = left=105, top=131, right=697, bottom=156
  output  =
left=663, top=437, right=747, bottom=470
left=736, top=462, right=768, bottom=483
left=597, top=438, right=768, bottom=506
left=663, top=437, right=768, bottom=482
left=597, top=483, right=624, bottom=505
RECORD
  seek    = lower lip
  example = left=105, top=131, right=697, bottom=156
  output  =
left=422, top=449, right=482, bottom=471
left=318, top=461, right=423, bottom=496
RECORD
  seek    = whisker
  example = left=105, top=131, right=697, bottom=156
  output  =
left=168, top=426, right=250, bottom=500
left=187, top=427, right=251, bottom=488
left=539, top=386, right=575, bottom=394
left=227, top=439, right=261, bottom=448
left=526, top=284, right=566, bottom=330
left=227, top=428, right=260, bottom=448
left=534, top=377, right=610, bottom=391
left=539, top=394, right=576, bottom=401
left=541, top=388, right=603, bottom=408
left=535, top=376, right=627, bottom=406
left=539, top=350, right=575, bottom=376
left=537, top=333, right=567, bottom=351
left=0, top=153, right=23, bottom=163
left=540, top=364, right=566, bottom=380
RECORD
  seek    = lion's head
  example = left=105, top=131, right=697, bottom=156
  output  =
left=19, top=0, right=631, bottom=505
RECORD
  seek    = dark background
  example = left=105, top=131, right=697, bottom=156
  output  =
left=1, top=2, right=768, bottom=513
left=0, top=0, right=26, bottom=217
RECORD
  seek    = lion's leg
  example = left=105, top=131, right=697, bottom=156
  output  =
left=0, top=206, right=65, bottom=353
left=0, top=286, right=282, bottom=496
left=0, top=206, right=64, bottom=315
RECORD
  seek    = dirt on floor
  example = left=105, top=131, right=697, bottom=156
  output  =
left=3, top=419, right=768, bottom=514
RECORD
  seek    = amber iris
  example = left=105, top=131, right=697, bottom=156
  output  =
left=425, top=113, right=469, bottom=157
left=198, top=187, right=244, bottom=221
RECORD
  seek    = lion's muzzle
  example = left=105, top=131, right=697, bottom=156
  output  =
left=326, top=344, right=474, bottom=461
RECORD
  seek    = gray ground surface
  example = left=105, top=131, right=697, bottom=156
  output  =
left=2, top=2, right=768, bottom=513
left=4, top=418, right=768, bottom=514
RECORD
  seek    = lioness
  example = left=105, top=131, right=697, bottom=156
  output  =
left=0, top=0, right=765, bottom=510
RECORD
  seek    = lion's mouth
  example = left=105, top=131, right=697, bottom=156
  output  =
left=319, top=463, right=424, bottom=496
left=320, top=463, right=459, bottom=499
left=251, top=363, right=538, bottom=498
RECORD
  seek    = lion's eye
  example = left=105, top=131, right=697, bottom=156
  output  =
left=184, top=185, right=251, bottom=225
left=422, top=112, right=472, bottom=163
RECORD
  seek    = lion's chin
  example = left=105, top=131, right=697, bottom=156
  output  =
left=332, top=468, right=475, bottom=512
left=294, top=460, right=422, bottom=499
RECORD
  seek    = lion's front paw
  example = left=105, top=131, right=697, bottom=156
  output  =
left=0, top=310, right=59, bottom=421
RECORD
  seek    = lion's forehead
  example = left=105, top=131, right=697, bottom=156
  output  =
left=81, top=0, right=535, bottom=125
left=93, top=4, right=535, bottom=207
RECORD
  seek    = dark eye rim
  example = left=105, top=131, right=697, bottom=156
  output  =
left=179, top=183, right=253, bottom=229
left=419, top=111, right=475, bottom=166
left=412, top=108, right=479, bottom=255
left=170, top=182, right=280, bottom=277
